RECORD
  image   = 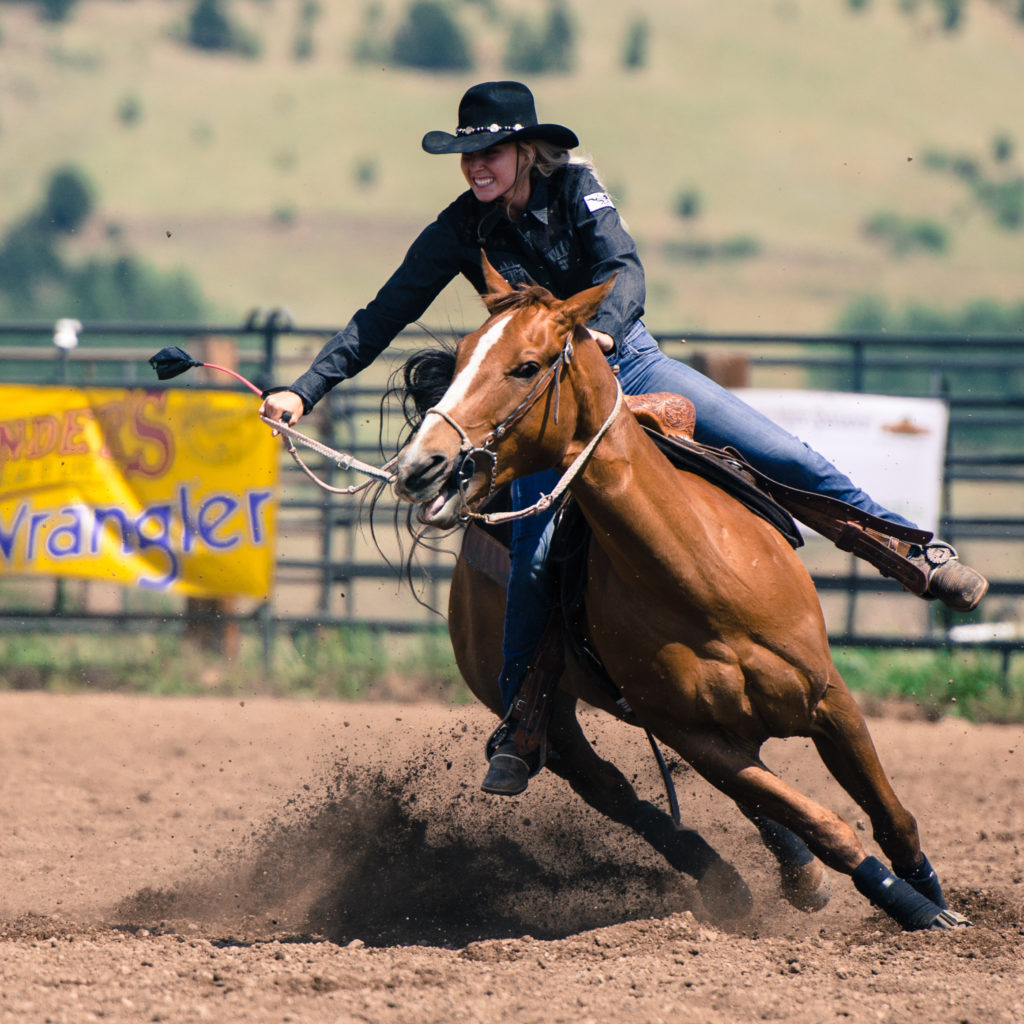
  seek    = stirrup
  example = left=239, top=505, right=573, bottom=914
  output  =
left=911, top=542, right=989, bottom=613
left=481, top=723, right=542, bottom=796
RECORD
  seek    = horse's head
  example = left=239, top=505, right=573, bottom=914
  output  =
left=393, top=256, right=615, bottom=527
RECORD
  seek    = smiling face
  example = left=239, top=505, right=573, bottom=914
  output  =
left=460, top=142, right=533, bottom=213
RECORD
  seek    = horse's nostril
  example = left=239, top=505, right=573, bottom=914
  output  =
left=398, top=452, right=450, bottom=497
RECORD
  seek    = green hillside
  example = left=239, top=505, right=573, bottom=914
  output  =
left=2, top=0, right=1023, bottom=333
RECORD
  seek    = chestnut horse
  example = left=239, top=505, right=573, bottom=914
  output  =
left=393, top=258, right=968, bottom=931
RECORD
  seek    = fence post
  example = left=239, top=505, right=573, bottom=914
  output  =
left=183, top=335, right=241, bottom=660
left=687, top=351, right=750, bottom=388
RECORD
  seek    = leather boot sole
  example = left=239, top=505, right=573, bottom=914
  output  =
left=481, top=752, right=533, bottom=796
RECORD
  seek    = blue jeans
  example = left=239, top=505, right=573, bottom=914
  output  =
left=496, top=322, right=917, bottom=711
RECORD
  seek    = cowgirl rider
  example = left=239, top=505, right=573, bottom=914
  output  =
left=259, top=81, right=989, bottom=796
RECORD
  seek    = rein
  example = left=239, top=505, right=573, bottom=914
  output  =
left=420, top=334, right=624, bottom=525
left=146, top=345, right=398, bottom=494
left=259, top=414, right=397, bottom=494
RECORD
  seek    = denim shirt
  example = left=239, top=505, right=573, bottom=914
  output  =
left=289, top=163, right=646, bottom=411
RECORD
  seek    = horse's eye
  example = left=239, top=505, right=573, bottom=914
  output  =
left=509, top=361, right=540, bottom=380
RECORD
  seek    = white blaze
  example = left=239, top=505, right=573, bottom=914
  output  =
left=434, top=313, right=512, bottom=415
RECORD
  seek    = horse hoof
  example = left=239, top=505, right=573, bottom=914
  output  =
left=929, top=908, right=972, bottom=929
left=780, top=858, right=832, bottom=913
left=698, top=858, right=754, bottom=922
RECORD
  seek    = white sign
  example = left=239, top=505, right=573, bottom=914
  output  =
left=732, top=389, right=949, bottom=535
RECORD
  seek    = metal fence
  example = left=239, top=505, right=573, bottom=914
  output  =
left=2, top=315, right=1023, bottom=674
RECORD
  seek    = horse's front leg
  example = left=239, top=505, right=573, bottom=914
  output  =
left=738, top=805, right=832, bottom=912
left=546, top=694, right=753, bottom=923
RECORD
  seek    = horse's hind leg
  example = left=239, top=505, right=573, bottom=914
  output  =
left=662, top=725, right=959, bottom=930
left=546, top=695, right=754, bottom=922
left=809, top=671, right=951, bottom=909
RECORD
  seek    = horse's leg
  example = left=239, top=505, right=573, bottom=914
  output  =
left=545, top=694, right=753, bottom=922
left=736, top=804, right=832, bottom=912
left=808, top=672, right=951, bottom=909
left=449, top=554, right=755, bottom=919
left=660, top=726, right=962, bottom=930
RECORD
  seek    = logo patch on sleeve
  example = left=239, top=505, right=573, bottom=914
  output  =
left=584, top=191, right=614, bottom=213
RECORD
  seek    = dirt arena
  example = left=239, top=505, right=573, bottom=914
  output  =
left=1, top=691, right=1021, bottom=1024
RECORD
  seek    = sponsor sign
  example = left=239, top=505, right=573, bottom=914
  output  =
left=732, top=389, right=948, bottom=534
left=0, top=385, right=278, bottom=598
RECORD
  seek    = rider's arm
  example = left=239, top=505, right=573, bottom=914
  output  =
left=281, top=217, right=463, bottom=415
left=569, top=167, right=646, bottom=350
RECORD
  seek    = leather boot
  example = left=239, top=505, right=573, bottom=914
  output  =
left=481, top=729, right=540, bottom=796
left=911, top=542, right=989, bottom=612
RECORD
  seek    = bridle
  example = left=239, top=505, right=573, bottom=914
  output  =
left=419, top=332, right=624, bottom=525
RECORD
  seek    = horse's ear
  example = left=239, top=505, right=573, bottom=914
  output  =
left=558, top=273, right=617, bottom=328
left=480, top=252, right=514, bottom=310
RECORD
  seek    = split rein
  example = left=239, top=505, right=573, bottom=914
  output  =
left=260, top=333, right=624, bottom=521
left=419, top=333, right=625, bottom=526
left=258, top=413, right=397, bottom=495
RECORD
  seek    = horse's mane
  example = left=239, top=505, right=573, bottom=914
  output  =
left=483, top=282, right=556, bottom=316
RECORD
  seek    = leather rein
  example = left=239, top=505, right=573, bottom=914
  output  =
left=420, top=333, right=624, bottom=525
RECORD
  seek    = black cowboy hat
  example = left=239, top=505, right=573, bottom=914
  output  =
left=421, top=81, right=579, bottom=155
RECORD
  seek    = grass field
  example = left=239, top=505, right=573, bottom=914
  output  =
left=2, top=0, right=1024, bottom=332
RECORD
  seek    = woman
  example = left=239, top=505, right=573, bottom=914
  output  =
left=260, top=81, right=987, bottom=795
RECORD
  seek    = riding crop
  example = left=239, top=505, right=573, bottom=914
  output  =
left=147, top=345, right=397, bottom=494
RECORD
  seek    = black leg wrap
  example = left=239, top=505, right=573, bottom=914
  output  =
left=628, top=800, right=721, bottom=879
left=740, top=807, right=815, bottom=869
left=896, top=853, right=947, bottom=910
left=852, top=856, right=944, bottom=931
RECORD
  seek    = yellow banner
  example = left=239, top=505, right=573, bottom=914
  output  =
left=0, top=385, right=278, bottom=599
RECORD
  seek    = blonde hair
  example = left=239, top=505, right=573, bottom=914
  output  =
left=519, top=140, right=598, bottom=179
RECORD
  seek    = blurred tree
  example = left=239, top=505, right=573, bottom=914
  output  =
left=354, top=157, right=378, bottom=190
left=0, top=0, right=77, bottom=20
left=117, top=94, right=143, bottom=128
left=978, top=179, right=1024, bottom=229
left=293, top=0, right=320, bottom=61
left=825, top=295, right=1024, bottom=419
left=39, top=0, right=76, bottom=20
left=0, top=166, right=208, bottom=320
left=0, top=218, right=63, bottom=297
left=923, top=141, right=1024, bottom=232
left=935, top=0, right=965, bottom=30
left=392, top=2, right=474, bottom=71
left=541, top=0, right=574, bottom=70
left=352, top=2, right=390, bottom=64
left=504, top=0, right=576, bottom=74
left=67, top=256, right=207, bottom=321
left=185, top=0, right=261, bottom=56
left=622, top=16, right=650, bottom=71
left=993, top=133, right=1015, bottom=164
left=862, top=211, right=948, bottom=257
left=187, top=0, right=233, bottom=50
left=674, top=187, right=702, bottom=220
left=43, top=165, right=94, bottom=234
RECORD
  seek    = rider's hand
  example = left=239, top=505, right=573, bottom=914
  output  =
left=259, top=389, right=305, bottom=431
left=588, top=329, right=615, bottom=354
